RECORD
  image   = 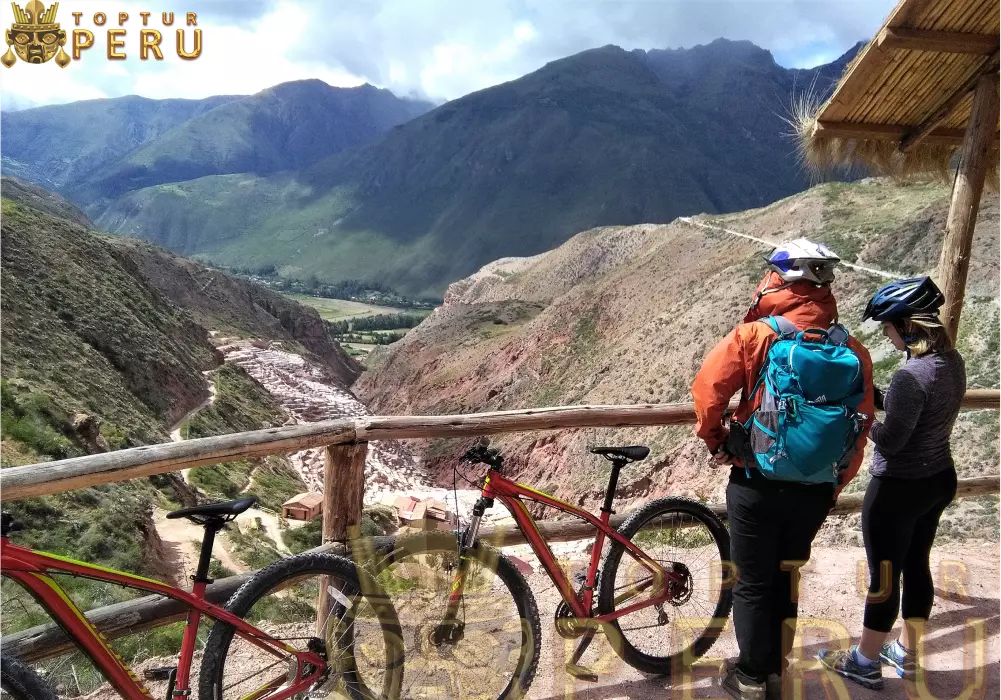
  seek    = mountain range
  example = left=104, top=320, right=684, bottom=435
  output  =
left=4, top=39, right=860, bottom=296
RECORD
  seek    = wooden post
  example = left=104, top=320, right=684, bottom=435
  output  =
left=316, top=441, right=368, bottom=635
left=936, top=72, right=1000, bottom=341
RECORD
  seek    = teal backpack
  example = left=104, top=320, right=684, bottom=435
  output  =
left=743, top=316, right=866, bottom=484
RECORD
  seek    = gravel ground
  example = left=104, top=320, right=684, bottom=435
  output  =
left=77, top=541, right=998, bottom=700
left=522, top=541, right=999, bottom=700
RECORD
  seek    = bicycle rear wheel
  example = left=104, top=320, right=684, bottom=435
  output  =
left=371, top=532, right=541, bottom=700
left=199, top=553, right=402, bottom=700
left=597, top=497, right=732, bottom=675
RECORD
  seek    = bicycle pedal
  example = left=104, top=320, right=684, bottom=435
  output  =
left=565, top=663, right=599, bottom=682
left=143, top=666, right=176, bottom=681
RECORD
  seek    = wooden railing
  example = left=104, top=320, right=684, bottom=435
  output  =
left=2, top=392, right=999, bottom=662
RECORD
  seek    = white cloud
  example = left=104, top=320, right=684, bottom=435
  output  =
left=1, top=0, right=897, bottom=109
left=1, top=0, right=364, bottom=107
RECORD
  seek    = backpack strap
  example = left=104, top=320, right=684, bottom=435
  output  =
left=744, top=315, right=797, bottom=425
left=762, top=315, right=798, bottom=337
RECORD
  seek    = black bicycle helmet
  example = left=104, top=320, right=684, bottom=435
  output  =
left=862, top=276, right=944, bottom=322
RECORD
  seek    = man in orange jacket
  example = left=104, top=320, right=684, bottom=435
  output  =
left=693, top=239, right=875, bottom=700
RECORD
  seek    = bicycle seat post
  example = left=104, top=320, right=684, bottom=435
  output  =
left=193, top=518, right=226, bottom=587
left=601, top=458, right=628, bottom=518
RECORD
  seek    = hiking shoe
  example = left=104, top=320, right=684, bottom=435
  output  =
left=818, top=646, right=884, bottom=690
left=880, top=641, right=917, bottom=679
left=720, top=660, right=766, bottom=700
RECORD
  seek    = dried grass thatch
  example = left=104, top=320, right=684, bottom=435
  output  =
left=795, top=111, right=1000, bottom=191
left=792, top=0, right=999, bottom=190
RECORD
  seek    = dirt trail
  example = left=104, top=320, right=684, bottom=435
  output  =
left=168, top=371, right=218, bottom=441
left=168, top=370, right=218, bottom=484
left=153, top=507, right=247, bottom=578
left=243, top=506, right=290, bottom=554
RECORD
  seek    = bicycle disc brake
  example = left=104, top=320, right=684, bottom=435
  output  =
left=431, top=618, right=465, bottom=646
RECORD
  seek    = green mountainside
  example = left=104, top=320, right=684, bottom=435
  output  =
left=101, top=41, right=860, bottom=297
left=12, top=41, right=857, bottom=297
left=2, top=81, right=433, bottom=213
left=0, top=180, right=357, bottom=676
left=0, top=94, right=242, bottom=191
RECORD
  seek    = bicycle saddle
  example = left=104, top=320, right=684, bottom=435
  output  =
left=166, top=496, right=259, bottom=525
left=589, top=445, right=650, bottom=462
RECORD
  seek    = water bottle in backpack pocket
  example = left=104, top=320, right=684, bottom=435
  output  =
left=744, top=317, right=866, bottom=484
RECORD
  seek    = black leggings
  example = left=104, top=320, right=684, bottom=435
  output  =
left=861, top=469, right=957, bottom=633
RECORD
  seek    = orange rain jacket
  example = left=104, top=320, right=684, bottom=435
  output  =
left=692, top=272, right=875, bottom=496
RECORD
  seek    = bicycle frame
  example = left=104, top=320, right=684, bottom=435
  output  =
left=1, top=536, right=326, bottom=700
left=464, top=469, right=684, bottom=622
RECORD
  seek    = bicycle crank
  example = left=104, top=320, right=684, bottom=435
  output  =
left=554, top=600, right=591, bottom=639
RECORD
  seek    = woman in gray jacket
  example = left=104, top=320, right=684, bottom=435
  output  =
left=820, top=277, right=965, bottom=689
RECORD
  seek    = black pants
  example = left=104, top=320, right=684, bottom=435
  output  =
left=726, top=468, right=834, bottom=682
left=861, top=469, right=957, bottom=633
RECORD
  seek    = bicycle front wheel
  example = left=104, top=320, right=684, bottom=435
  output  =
left=597, top=497, right=732, bottom=675
left=1, top=655, right=58, bottom=700
left=199, top=552, right=402, bottom=700
left=372, top=532, right=541, bottom=700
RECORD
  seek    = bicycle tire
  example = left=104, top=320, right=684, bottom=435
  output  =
left=597, top=496, right=733, bottom=675
left=199, top=552, right=403, bottom=700
left=373, top=531, right=541, bottom=700
left=1, top=655, right=57, bottom=700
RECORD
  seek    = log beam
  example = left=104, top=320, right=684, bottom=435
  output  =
left=1, top=572, right=253, bottom=663
left=901, top=50, right=1001, bottom=153
left=0, top=419, right=356, bottom=500
left=937, top=72, right=1000, bottom=341
left=813, top=121, right=969, bottom=147
left=877, top=28, right=1000, bottom=55
left=3, top=395, right=998, bottom=501
left=6, top=476, right=998, bottom=663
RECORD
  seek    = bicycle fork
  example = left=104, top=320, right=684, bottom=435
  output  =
left=432, top=496, right=490, bottom=646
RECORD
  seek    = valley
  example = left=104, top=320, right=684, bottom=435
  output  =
left=3, top=55, right=1000, bottom=698
left=5, top=40, right=860, bottom=297
left=2, top=171, right=998, bottom=700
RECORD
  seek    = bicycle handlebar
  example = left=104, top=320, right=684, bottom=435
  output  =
left=462, top=438, right=504, bottom=469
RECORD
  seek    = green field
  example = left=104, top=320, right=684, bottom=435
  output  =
left=287, top=294, right=429, bottom=322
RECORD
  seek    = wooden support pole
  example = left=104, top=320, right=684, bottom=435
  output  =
left=936, top=72, right=1000, bottom=341
left=323, top=442, right=368, bottom=542
left=316, top=441, right=368, bottom=635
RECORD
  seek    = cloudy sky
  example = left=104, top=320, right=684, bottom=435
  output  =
left=1, top=0, right=896, bottom=110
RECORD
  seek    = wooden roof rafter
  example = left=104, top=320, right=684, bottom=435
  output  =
left=797, top=0, right=999, bottom=183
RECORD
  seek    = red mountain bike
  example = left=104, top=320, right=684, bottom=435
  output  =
left=371, top=440, right=733, bottom=699
left=1, top=496, right=402, bottom=700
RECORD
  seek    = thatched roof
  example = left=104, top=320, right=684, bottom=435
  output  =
left=798, top=0, right=999, bottom=184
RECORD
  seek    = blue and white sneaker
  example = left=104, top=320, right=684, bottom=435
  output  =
left=818, top=646, right=884, bottom=690
left=880, top=641, right=917, bottom=679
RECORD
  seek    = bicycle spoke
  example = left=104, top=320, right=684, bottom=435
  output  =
left=601, top=501, right=730, bottom=670
left=222, top=659, right=286, bottom=693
